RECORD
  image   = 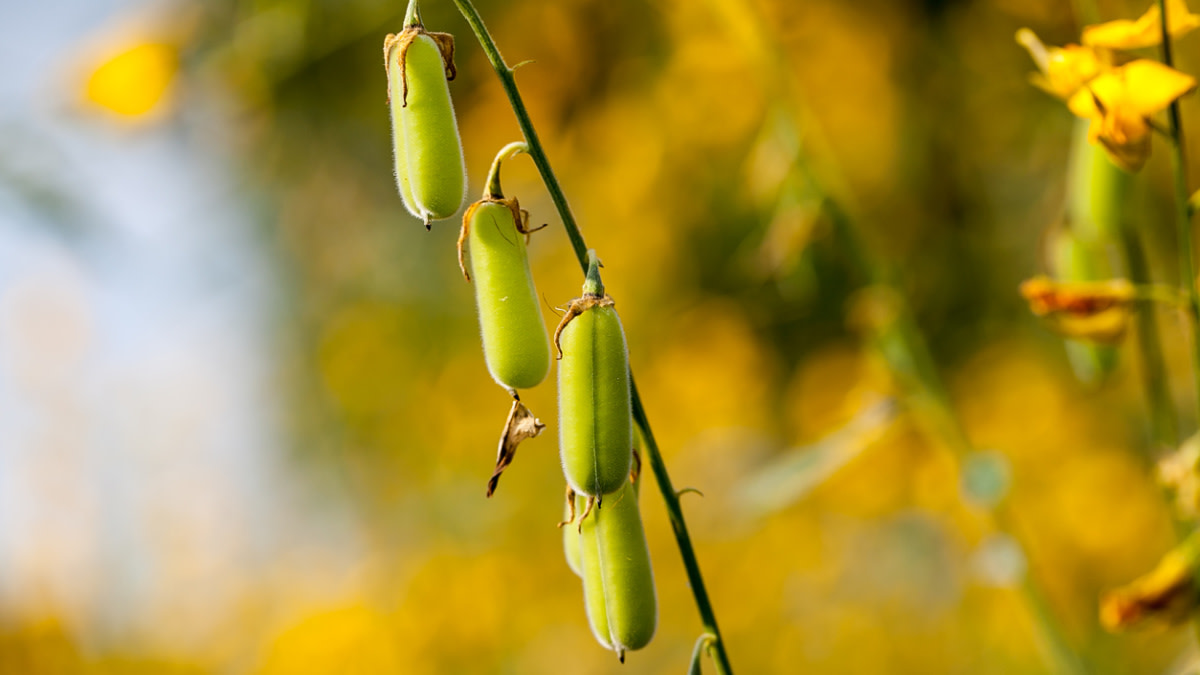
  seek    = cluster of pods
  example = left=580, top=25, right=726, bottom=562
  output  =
left=384, top=0, right=656, bottom=661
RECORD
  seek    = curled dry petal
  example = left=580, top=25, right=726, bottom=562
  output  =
left=486, top=399, right=546, bottom=498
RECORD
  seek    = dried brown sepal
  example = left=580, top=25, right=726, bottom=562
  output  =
left=576, top=494, right=597, bottom=534
left=458, top=196, right=531, bottom=281
left=1019, top=276, right=1136, bottom=343
left=426, top=32, right=457, bottom=81
left=383, top=27, right=457, bottom=109
left=552, top=294, right=616, bottom=360
left=557, top=484, right=577, bottom=528
left=1101, top=534, right=1200, bottom=631
left=486, top=397, right=546, bottom=498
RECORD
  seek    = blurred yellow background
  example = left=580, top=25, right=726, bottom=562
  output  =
left=2, top=0, right=1198, bottom=672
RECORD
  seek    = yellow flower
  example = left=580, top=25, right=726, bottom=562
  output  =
left=1101, top=530, right=1200, bottom=630
left=1067, top=60, right=1196, bottom=171
left=1015, top=28, right=1104, bottom=99
left=85, top=41, right=178, bottom=118
left=1084, top=0, right=1200, bottom=50
left=1019, top=276, right=1135, bottom=343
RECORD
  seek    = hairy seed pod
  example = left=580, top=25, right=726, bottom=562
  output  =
left=462, top=198, right=551, bottom=390
left=556, top=252, right=633, bottom=497
left=576, top=477, right=657, bottom=659
left=458, top=142, right=551, bottom=392
left=384, top=2, right=466, bottom=226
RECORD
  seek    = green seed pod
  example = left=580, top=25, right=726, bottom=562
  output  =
left=459, top=143, right=551, bottom=392
left=556, top=252, right=633, bottom=497
left=463, top=200, right=552, bottom=389
left=576, top=476, right=657, bottom=659
left=1050, top=227, right=1118, bottom=385
left=384, top=0, right=466, bottom=226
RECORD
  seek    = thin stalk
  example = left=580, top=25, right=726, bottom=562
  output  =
left=1156, top=0, right=1200, bottom=646
left=632, top=383, right=734, bottom=675
left=699, top=0, right=1085, bottom=666
left=1121, top=230, right=1179, bottom=448
left=449, top=0, right=587, bottom=267
left=449, top=1, right=734, bottom=672
left=1159, top=0, right=1200, bottom=427
left=829, top=201, right=1088, bottom=675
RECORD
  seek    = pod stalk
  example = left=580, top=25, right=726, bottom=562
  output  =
left=404, top=0, right=422, bottom=29
left=583, top=249, right=605, bottom=298
left=484, top=141, right=528, bottom=200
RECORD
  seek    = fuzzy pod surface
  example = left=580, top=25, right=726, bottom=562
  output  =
left=385, top=27, right=466, bottom=223
left=465, top=200, right=551, bottom=390
left=558, top=300, right=633, bottom=497
left=575, top=479, right=657, bottom=657
left=564, top=500, right=582, bottom=577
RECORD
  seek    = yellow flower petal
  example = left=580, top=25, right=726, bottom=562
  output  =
left=1066, top=87, right=1100, bottom=120
left=1117, top=58, right=1197, bottom=115
left=1016, top=28, right=1103, bottom=99
left=1101, top=531, right=1200, bottom=630
left=1084, top=0, right=1200, bottom=50
left=85, top=42, right=178, bottom=117
left=1065, top=60, right=1195, bottom=171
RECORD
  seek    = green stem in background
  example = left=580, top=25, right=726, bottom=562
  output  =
left=701, top=0, right=1086, bottom=668
left=1156, top=0, right=1200, bottom=646
left=1159, top=0, right=1200, bottom=428
left=1123, top=230, right=1180, bottom=446
left=1122, top=230, right=1180, bottom=448
left=1065, top=111, right=1177, bottom=447
left=449, top=1, right=734, bottom=672
left=829, top=202, right=1088, bottom=675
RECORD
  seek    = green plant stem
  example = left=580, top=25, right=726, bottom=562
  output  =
left=829, top=206, right=1088, bottom=675
left=1159, top=0, right=1200, bottom=428
left=633, top=384, right=734, bottom=675
left=1122, top=230, right=1180, bottom=448
left=449, top=1, right=734, bottom=672
left=449, top=0, right=587, bottom=267
left=697, top=0, right=1084, bottom=667
left=1155, top=0, right=1200, bottom=646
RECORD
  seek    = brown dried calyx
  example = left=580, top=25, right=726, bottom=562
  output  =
left=552, top=250, right=614, bottom=360
left=457, top=195, right=543, bottom=282
left=382, top=23, right=456, bottom=108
